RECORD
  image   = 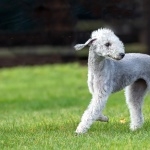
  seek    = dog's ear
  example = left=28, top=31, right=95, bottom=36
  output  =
left=74, top=38, right=96, bottom=51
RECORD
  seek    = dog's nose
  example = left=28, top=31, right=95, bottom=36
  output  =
left=119, top=53, right=125, bottom=58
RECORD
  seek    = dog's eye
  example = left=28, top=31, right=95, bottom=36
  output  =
left=105, top=42, right=111, bottom=47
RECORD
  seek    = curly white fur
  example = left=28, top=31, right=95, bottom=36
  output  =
left=74, top=28, right=150, bottom=134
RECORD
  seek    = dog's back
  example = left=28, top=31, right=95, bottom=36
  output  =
left=111, top=53, right=150, bottom=92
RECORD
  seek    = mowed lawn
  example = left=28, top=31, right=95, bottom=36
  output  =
left=0, top=63, right=150, bottom=149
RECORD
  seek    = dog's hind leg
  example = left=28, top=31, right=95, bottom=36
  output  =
left=125, top=79, right=147, bottom=131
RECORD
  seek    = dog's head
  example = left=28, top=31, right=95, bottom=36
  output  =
left=74, top=28, right=125, bottom=60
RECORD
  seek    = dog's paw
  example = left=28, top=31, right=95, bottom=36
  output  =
left=75, top=131, right=84, bottom=136
left=130, top=124, right=143, bottom=131
left=75, top=128, right=87, bottom=135
left=96, top=115, right=109, bottom=122
left=75, top=125, right=88, bottom=134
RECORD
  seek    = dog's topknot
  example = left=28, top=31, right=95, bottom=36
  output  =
left=91, top=28, right=114, bottom=39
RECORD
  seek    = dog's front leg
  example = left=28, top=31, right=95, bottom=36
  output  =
left=75, top=94, right=109, bottom=134
left=87, top=70, right=94, bottom=94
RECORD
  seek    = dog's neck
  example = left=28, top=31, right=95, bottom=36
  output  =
left=88, top=49, right=105, bottom=71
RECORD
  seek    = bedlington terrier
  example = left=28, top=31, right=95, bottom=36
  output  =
left=74, top=28, right=150, bottom=134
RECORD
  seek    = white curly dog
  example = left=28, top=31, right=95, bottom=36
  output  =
left=74, top=28, right=150, bottom=134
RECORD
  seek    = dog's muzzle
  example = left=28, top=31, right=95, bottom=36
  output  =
left=115, top=53, right=125, bottom=60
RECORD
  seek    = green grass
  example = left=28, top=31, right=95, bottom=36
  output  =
left=0, top=63, right=150, bottom=149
